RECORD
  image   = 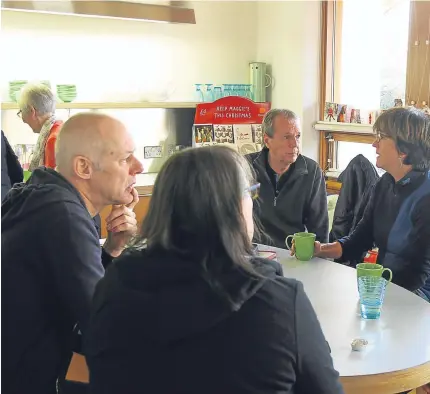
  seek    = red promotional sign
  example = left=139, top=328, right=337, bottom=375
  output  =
left=194, top=96, right=271, bottom=125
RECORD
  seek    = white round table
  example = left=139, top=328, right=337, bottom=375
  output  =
left=259, top=245, right=430, bottom=394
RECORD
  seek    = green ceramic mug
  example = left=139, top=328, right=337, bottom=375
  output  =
left=356, top=263, right=393, bottom=283
left=286, top=232, right=316, bottom=261
left=23, top=170, right=32, bottom=182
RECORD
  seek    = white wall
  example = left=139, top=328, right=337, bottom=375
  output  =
left=257, top=1, right=321, bottom=160
left=0, top=1, right=258, bottom=159
left=0, top=2, right=258, bottom=102
left=0, top=1, right=322, bottom=160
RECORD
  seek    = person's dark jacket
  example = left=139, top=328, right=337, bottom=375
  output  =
left=93, top=213, right=102, bottom=238
left=86, top=247, right=344, bottom=394
left=339, top=169, right=430, bottom=299
left=330, top=154, right=379, bottom=241
left=1, top=130, right=23, bottom=201
left=246, top=148, right=329, bottom=248
left=1, top=167, right=112, bottom=394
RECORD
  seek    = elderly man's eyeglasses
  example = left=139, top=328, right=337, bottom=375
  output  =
left=245, top=183, right=260, bottom=200
left=17, top=110, right=22, bottom=118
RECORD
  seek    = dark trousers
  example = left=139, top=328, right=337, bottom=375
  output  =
left=58, top=380, right=89, bottom=394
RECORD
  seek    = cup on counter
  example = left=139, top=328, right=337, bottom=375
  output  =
left=358, top=276, right=388, bottom=319
left=285, top=232, right=316, bottom=261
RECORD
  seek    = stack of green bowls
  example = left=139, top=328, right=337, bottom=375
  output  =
left=40, top=80, right=51, bottom=89
left=57, top=84, right=77, bottom=103
left=9, top=80, right=28, bottom=102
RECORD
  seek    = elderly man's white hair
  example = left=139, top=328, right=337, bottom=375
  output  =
left=18, top=83, right=56, bottom=115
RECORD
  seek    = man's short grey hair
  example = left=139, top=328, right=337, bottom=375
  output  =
left=18, top=83, right=56, bottom=116
left=262, top=109, right=299, bottom=137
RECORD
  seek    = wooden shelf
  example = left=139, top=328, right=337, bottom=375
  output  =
left=326, top=179, right=342, bottom=194
left=1, top=102, right=198, bottom=110
left=314, top=121, right=374, bottom=134
left=2, top=1, right=196, bottom=25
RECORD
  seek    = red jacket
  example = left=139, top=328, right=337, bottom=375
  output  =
left=44, top=121, right=63, bottom=169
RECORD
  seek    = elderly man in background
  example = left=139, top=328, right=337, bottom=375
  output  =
left=18, top=83, right=63, bottom=170
left=246, top=109, right=328, bottom=248
left=2, top=112, right=144, bottom=394
left=18, top=83, right=103, bottom=236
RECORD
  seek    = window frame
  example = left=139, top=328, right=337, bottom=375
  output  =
left=318, top=0, right=428, bottom=188
left=319, top=131, right=375, bottom=171
left=321, top=0, right=418, bottom=115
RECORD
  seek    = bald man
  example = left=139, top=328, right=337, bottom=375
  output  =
left=1, top=113, right=144, bottom=394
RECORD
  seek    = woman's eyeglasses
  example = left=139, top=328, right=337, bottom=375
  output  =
left=375, top=131, right=389, bottom=143
left=245, top=183, right=260, bottom=200
left=16, top=110, right=22, bottom=118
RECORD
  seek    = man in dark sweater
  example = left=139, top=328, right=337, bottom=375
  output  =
left=1, top=113, right=144, bottom=394
left=246, top=109, right=328, bottom=248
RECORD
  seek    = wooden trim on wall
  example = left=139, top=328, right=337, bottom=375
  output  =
left=319, top=131, right=328, bottom=170
left=319, top=0, right=345, bottom=168
left=1, top=1, right=197, bottom=24
left=331, top=132, right=375, bottom=144
left=333, top=0, right=343, bottom=103
left=405, top=0, right=430, bottom=107
left=405, top=0, right=415, bottom=105
left=319, top=0, right=329, bottom=123
left=320, top=0, right=344, bottom=118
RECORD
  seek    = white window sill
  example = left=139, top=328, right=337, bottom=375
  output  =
left=314, top=121, right=374, bottom=134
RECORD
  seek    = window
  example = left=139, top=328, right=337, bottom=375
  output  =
left=336, top=140, right=386, bottom=176
left=328, top=0, right=411, bottom=110
left=319, top=0, right=429, bottom=185
left=320, top=132, right=375, bottom=170
left=337, top=141, right=376, bottom=170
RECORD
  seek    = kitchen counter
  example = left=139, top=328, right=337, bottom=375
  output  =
left=135, top=185, right=153, bottom=196
left=135, top=173, right=157, bottom=196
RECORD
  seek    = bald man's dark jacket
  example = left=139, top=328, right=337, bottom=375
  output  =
left=1, top=167, right=112, bottom=394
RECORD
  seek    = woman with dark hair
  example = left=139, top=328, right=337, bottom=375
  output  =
left=86, top=146, right=343, bottom=394
left=315, top=107, right=430, bottom=303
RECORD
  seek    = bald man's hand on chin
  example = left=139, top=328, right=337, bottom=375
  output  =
left=103, top=188, right=139, bottom=258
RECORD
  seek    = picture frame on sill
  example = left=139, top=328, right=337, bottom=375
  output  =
left=324, top=102, right=338, bottom=122
left=336, top=104, right=347, bottom=123
left=144, top=146, right=163, bottom=159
